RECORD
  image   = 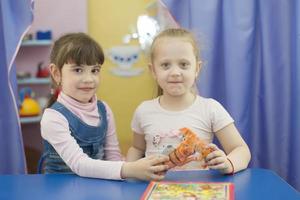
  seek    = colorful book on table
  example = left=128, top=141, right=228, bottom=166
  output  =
left=140, top=181, right=234, bottom=200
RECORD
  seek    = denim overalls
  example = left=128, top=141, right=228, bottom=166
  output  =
left=41, top=101, right=107, bottom=173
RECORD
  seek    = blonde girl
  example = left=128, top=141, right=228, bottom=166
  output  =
left=127, top=28, right=251, bottom=174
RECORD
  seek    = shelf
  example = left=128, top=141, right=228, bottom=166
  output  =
left=21, top=40, right=52, bottom=46
left=18, top=77, right=51, bottom=85
left=20, top=115, right=42, bottom=124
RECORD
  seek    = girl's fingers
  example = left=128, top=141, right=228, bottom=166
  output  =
left=207, top=157, right=226, bottom=166
left=149, top=173, right=165, bottom=181
left=204, top=144, right=219, bottom=160
left=208, top=162, right=227, bottom=170
left=202, top=144, right=228, bottom=171
left=150, top=164, right=169, bottom=173
left=146, top=155, right=157, bottom=160
left=205, top=150, right=225, bottom=161
left=207, top=143, right=219, bottom=150
left=149, top=155, right=169, bottom=165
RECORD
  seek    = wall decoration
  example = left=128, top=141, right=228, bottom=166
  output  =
left=122, top=2, right=179, bottom=53
left=107, top=45, right=143, bottom=77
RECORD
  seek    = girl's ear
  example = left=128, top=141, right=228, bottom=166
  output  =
left=196, top=61, right=202, bottom=77
left=148, top=63, right=157, bottom=79
left=49, top=64, right=61, bottom=86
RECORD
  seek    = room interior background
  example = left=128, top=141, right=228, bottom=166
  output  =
left=1, top=0, right=299, bottom=192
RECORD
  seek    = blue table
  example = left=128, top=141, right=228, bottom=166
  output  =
left=0, top=168, right=298, bottom=200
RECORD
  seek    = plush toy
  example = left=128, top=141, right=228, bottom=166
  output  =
left=164, top=127, right=214, bottom=169
left=36, top=62, right=50, bottom=78
left=19, top=87, right=41, bottom=117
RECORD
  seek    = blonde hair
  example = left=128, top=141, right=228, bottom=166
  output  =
left=149, top=28, right=201, bottom=96
left=150, top=28, right=200, bottom=62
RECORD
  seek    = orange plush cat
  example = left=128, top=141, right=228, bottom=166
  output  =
left=165, top=127, right=214, bottom=169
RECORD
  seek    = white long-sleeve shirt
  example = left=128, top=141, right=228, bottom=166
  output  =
left=41, top=92, right=124, bottom=180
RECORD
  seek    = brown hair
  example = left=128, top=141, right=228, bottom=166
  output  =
left=149, top=28, right=201, bottom=96
left=47, top=32, right=104, bottom=107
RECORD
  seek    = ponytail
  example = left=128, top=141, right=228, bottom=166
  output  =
left=46, top=87, right=60, bottom=108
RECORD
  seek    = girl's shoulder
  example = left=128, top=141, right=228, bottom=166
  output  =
left=41, top=107, right=68, bottom=124
left=139, top=98, right=158, bottom=106
left=40, top=108, right=70, bottom=139
left=194, top=96, right=229, bottom=115
left=196, top=95, right=223, bottom=107
left=135, top=98, right=159, bottom=112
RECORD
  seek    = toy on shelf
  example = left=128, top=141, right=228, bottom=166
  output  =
left=22, top=33, right=33, bottom=42
left=17, top=71, right=31, bottom=80
left=36, top=62, right=50, bottom=78
left=21, top=31, right=52, bottom=46
left=36, top=30, right=52, bottom=40
left=19, top=87, right=41, bottom=117
left=164, top=127, right=215, bottom=169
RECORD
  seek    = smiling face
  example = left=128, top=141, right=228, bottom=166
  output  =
left=51, top=62, right=101, bottom=103
left=48, top=33, right=105, bottom=105
left=150, top=37, right=200, bottom=98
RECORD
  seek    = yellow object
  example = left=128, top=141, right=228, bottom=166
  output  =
left=89, top=0, right=156, bottom=154
left=20, top=98, right=41, bottom=117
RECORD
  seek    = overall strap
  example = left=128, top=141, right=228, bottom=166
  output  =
left=96, top=100, right=108, bottom=133
left=39, top=101, right=109, bottom=174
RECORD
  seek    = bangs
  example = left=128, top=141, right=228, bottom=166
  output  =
left=64, top=42, right=104, bottom=66
left=52, top=33, right=104, bottom=68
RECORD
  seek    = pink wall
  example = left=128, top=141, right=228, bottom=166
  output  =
left=16, top=0, right=87, bottom=75
left=29, top=0, right=87, bottom=39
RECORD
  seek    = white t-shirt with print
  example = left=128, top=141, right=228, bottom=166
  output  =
left=131, top=95, right=234, bottom=170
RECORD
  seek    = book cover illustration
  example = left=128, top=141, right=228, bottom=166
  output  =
left=141, top=181, right=234, bottom=200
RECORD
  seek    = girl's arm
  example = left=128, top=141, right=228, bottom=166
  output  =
left=126, top=132, right=146, bottom=161
left=103, top=104, right=123, bottom=161
left=42, top=108, right=169, bottom=181
left=206, top=123, right=251, bottom=174
left=121, top=155, right=169, bottom=180
left=41, top=108, right=124, bottom=180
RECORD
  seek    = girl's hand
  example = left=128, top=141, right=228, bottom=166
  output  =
left=121, top=155, right=169, bottom=181
left=204, top=144, right=233, bottom=174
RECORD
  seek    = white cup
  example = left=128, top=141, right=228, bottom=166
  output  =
left=108, top=45, right=140, bottom=70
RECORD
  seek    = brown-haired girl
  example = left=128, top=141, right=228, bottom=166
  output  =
left=40, top=33, right=169, bottom=180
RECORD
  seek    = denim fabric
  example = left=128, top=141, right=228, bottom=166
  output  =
left=42, top=101, right=107, bottom=174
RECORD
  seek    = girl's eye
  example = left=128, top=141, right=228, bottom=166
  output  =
left=92, top=68, right=100, bottom=74
left=74, top=68, right=83, bottom=73
left=161, top=63, right=170, bottom=70
left=180, top=62, right=189, bottom=69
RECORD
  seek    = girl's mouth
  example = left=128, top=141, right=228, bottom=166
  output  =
left=168, top=81, right=182, bottom=84
left=79, top=87, right=94, bottom=91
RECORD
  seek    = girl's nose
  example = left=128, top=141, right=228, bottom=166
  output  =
left=82, top=73, right=94, bottom=82
left=170, top=66, right=181, bottom=76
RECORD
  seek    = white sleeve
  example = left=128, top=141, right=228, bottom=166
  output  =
left=209, top=99, right=234, bottom=132
left=131, top=104, right=143, bottom=134
left=40, top=108, right=124, bottom=180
